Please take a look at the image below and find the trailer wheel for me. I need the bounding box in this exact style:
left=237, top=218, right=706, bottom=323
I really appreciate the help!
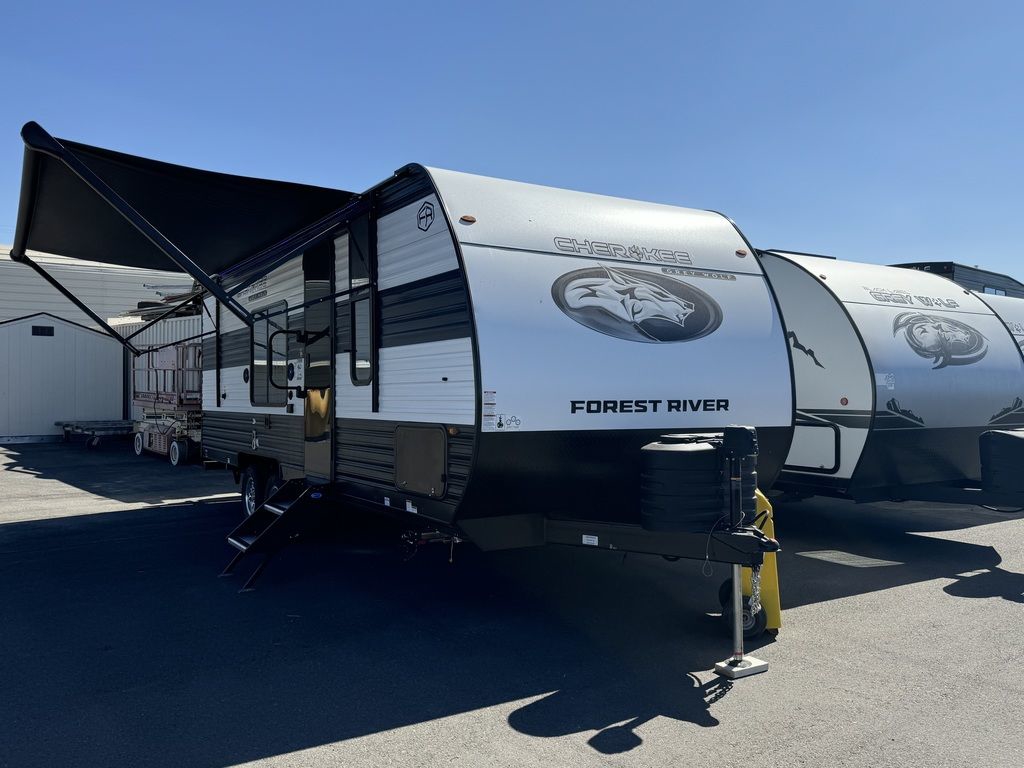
left=241, top=465, right=266, bottom=518
left=133, top=432, right=144, bottom=456
left=169, top=440, right=189, bottom=467
left=718, top=578, right=734, bottom=607
left=265, top=471, right=282, bottom=503
left=721, top=595, right=768, bottom=640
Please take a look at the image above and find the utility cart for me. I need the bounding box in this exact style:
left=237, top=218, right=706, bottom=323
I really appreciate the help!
left=131, top=342, right=203, bottom=466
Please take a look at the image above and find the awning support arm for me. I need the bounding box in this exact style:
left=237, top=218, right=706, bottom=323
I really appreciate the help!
left=135, top=330, right=214, bottom=357
left=14, top=123, right=254, bottom=327
left=123, top=289, right=203, bottom=342
left=18, top=255, right=143, bottom=356
left=221, top=198, right=363, bottom=298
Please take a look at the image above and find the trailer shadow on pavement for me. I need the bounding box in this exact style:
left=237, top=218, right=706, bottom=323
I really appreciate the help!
left=772, top=495, right=1024, bottom=609
left=3, top=437, right=1024, bottom=765
left=0, top=498, right=751, bottom=767
left=2, top=489, right=1023, bottom=765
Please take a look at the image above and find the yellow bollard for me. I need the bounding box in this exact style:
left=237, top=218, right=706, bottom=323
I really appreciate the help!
left=740, top=489, right=781, bottom=632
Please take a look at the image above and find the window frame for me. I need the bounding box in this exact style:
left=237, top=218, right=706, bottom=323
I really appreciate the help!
left=339, top=215, right=376, bottom=388
left=250, top=300, right=289, bottom=407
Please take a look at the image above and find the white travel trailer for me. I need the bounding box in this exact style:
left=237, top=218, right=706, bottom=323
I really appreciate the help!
left=761, top=250, right=1024, bottom=502
left=200, top=167, right=796, bottom=539
left=9, top=123, right=788, bottom=622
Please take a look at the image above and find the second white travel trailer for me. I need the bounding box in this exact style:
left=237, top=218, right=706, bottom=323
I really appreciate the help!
left=761, top=250, right=1024, bottom=505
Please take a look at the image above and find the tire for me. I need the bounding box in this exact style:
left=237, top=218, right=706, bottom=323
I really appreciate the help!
left=133, top=432, right=144, bottom=456
left=241, top=465, right=266, bottom=518
left=722, top=595, right=769, bottom=640
left=169, top=440, right=188, bottom=467
left=264, top=470, right=282, bottom=503
left=718, top=578, right=734, bottom=608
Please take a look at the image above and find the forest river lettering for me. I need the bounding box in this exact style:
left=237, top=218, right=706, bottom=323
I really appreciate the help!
left=570, top=399, right=729, bottom=414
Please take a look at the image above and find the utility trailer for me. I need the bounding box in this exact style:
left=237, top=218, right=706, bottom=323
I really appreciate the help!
left=9, top=121, right=790, bottom=646
left=55, top=419, right=134, bottom=448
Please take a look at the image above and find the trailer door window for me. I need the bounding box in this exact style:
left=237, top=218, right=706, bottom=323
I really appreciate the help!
left=251, top=302, right=288, bottom=406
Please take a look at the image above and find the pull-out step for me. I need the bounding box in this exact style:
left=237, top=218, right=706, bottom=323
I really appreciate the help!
left=221, top=480, right=324, bottom=591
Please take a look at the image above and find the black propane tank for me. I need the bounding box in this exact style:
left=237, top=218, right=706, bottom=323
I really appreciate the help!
left=640, top=427, right=758, bottom=532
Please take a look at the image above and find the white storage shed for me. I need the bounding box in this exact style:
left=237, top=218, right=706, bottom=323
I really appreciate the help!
left=0, top=246, right=189, bottom=441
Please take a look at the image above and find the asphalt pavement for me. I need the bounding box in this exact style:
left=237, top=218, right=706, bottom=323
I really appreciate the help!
left=1, top=442, right=1023, bottom=767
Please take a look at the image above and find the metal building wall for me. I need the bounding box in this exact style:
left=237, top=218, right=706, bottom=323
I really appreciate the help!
left=111, top=316, right=204, bottom=348
left=0, top=247, right=193, bottom=440
left=0, top=247, right=190, bottom=325
left=110, top=316, right=205, bottom=420
left=0, top=316, right=124, bottom=441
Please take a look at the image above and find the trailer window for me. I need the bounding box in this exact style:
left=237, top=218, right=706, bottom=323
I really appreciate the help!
left=349, top=215, right=371, bottom=289
left=334, top=233, right=349, bottom=291
left=252, top=302, right=288, bottom=406
left=352, top=298, right=372, bottom=385
left=345, top=212, right=374, bottom=387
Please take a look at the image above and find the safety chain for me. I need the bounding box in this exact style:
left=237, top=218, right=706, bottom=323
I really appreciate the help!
left=749, top=564, right=762, bottom=617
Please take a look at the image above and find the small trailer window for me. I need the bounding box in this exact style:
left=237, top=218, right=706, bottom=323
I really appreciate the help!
left=349, top=215, right=371, bottom=289
left=352, top=299, right=372, bottom=384
left=251, top=302, right=288, bottom=406
left=31, top=325, right=55, bottom=336
left=346, top=213, right=374, bottom=387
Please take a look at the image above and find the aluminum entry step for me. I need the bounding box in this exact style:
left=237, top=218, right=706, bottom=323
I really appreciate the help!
left=227, top=534, right=257, bottom=552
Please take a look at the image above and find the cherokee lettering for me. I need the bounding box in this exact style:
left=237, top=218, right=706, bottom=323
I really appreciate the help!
left=553, top=236, right=692, bottom=266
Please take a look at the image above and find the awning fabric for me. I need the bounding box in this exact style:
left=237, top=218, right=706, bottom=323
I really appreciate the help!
left=12, top=121, right=355, bottom=275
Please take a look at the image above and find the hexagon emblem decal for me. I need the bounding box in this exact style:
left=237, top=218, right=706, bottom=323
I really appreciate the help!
left=417, top=201, right=434, bottom=232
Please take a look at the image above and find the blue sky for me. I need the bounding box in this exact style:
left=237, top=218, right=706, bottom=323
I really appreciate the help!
left=2, top=1, right=1021, bottom=275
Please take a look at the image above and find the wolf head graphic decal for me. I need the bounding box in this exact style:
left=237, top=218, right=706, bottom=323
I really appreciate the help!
left=551, top=265, right=722, bottom=343
left=892, top=312, right=988, bottom=369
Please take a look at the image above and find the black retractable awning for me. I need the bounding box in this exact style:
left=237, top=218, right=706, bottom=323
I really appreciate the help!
left=9, top=122, right=357, bottom=349
left=13, top=122, right=354, bottom=273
